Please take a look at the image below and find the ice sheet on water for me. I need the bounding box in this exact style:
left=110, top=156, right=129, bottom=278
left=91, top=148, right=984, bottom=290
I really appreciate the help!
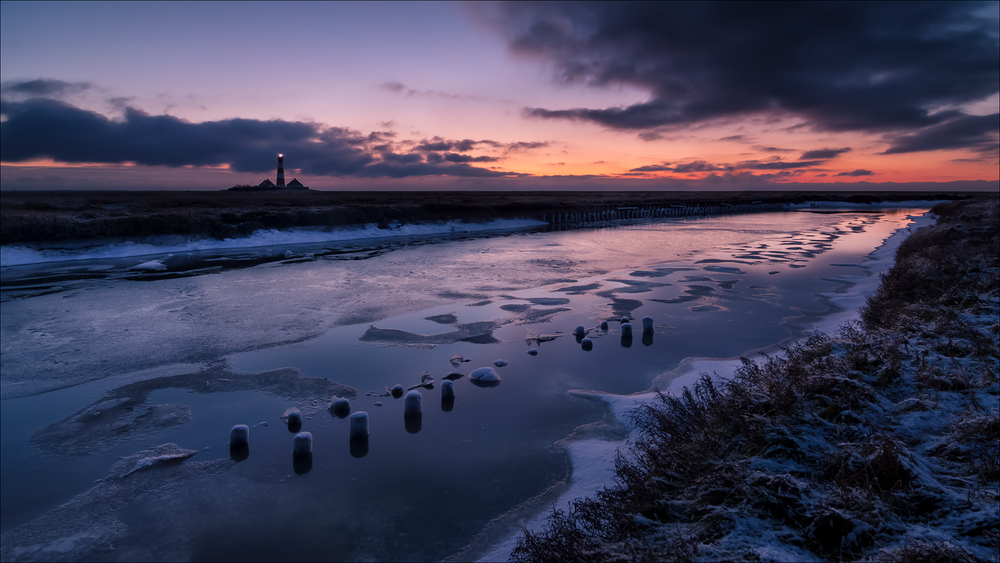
left=554, top=282, right=602, bottom=295
left=525, top=297, right=571, bottom=306
left=605, top=278, right=669, bottom=292
left=703, top=265, right=747, bottom=274
left=425, top=313, right=458, bottom=325
left=108, top=443, right=198, bottom=479
left=361, top=321, right=502, bottom=346
left=129, top=259, right=168, bottom=271
left=32, top=368, right=354, bottom=455
left=34, top=400, right=191, bottom=456
left=0, top=444, right=233, bottom=562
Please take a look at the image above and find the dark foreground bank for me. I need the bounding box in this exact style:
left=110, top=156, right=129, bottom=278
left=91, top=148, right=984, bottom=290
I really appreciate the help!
left=512, top=196, right=999, bottom=562
left=0, top=190, right=981, bottom=244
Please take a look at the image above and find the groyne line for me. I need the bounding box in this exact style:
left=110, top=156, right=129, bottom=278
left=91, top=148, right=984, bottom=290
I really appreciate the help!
left=540, top=200, right=786, bottom=226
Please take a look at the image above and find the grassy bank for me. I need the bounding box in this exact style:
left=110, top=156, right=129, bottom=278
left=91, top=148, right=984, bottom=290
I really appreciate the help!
left=512, top=195, right=999, bottom=562
left=0, top=190, right=979, bottom=244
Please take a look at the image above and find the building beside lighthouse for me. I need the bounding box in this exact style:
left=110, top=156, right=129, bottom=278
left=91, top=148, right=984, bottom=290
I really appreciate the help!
left=230, top=153, right=309, bottom=190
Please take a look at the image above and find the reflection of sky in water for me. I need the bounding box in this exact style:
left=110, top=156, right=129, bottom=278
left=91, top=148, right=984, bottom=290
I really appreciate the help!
left=0, top=208, right=924, bottom=561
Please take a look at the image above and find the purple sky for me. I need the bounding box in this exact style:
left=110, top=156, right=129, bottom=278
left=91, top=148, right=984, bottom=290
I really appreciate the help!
left=1, top=1, right=997, bottom=191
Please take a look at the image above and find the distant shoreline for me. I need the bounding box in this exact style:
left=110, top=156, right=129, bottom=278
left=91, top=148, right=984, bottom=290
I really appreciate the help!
left=0, top=189, right=987, bottom=245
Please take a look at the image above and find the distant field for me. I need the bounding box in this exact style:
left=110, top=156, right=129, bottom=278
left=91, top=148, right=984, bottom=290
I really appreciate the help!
left=0, top=189, right=981, bottom=244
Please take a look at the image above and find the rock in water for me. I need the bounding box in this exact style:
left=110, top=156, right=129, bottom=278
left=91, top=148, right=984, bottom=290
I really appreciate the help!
left=404, top=390, right=422, bottom=416
left=469, top=367, right=502, bottom=387
left=493, top=359, right=508, bottom=367
left=620, top=317, right=630, bottom=324
left=527, top=348, right=539, bottom=356
left=230, top=424, right=250, bottom=446
left=581, top=338, right=593, bottom=351
left=293, top=432, right=313, bottom=456
left=469, top=367, right=501, bottom=383
left=573, top=325, right=586, bottom=337
left=390, top=385, right=404, bottom=399
left=600, top=320, right=609, bottom=330
left=642, top=316, right=654, bottom=333
left=621, top=323, right=633, bottom=337
left=350, top=412, right=369, bottom=438
left=330, top=398, right=351, bottom=418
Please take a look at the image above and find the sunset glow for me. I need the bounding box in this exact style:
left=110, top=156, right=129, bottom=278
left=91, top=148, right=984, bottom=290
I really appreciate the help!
left=1, top=2, right=996, bottom=191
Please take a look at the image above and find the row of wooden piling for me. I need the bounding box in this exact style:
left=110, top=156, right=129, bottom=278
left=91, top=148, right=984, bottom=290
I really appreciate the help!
left=541, top=201, right=786, bottom=225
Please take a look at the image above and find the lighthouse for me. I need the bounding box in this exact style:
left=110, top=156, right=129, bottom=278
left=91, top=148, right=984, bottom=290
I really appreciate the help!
left=233, top=153, right=308, bottom=190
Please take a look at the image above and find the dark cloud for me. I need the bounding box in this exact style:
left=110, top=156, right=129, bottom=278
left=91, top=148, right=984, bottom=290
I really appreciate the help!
left=491, top=2, right=998, bottom=151
left=738, top=159, right=826, bottom=170
left=413, top=137, right=485, bottom=152
left=800, top=147, right=851, bottom=160
left=415, top=139, right=454, bottom=152
left=425, top=152, right=497, bottom=164
left=505, top=141, right=549, bottom=152
left=629, top=156, right=830, bottom=175
left=0, top=95, right=511, bottom=179
left=753, top=146, right=796, bottom=153
left=377, top=151, right=424, bottom=165
left=882, top=113, right=999, bottom=154
left=444, top=153, right=498, bottom=163
left=367, top=130, right=397, bottom=143
left=835, top=169, right=875, bottom=177
left=672, top=160, right=725, bottom=173
left=1, top=78, right=91, bottom=98
left=629, top=163, right=673, bottom=172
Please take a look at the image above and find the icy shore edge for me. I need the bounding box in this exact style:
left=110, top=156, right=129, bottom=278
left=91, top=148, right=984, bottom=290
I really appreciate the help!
left=0, top=218, right=548, bottom=267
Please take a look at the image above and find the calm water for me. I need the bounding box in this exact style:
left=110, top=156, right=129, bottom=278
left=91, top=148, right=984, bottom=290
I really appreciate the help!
left=0, top=208, right=925, bottom=561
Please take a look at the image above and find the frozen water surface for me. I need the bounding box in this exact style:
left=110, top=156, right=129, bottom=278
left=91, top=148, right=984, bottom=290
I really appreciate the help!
left=0, top=208, right=929, bottom=561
